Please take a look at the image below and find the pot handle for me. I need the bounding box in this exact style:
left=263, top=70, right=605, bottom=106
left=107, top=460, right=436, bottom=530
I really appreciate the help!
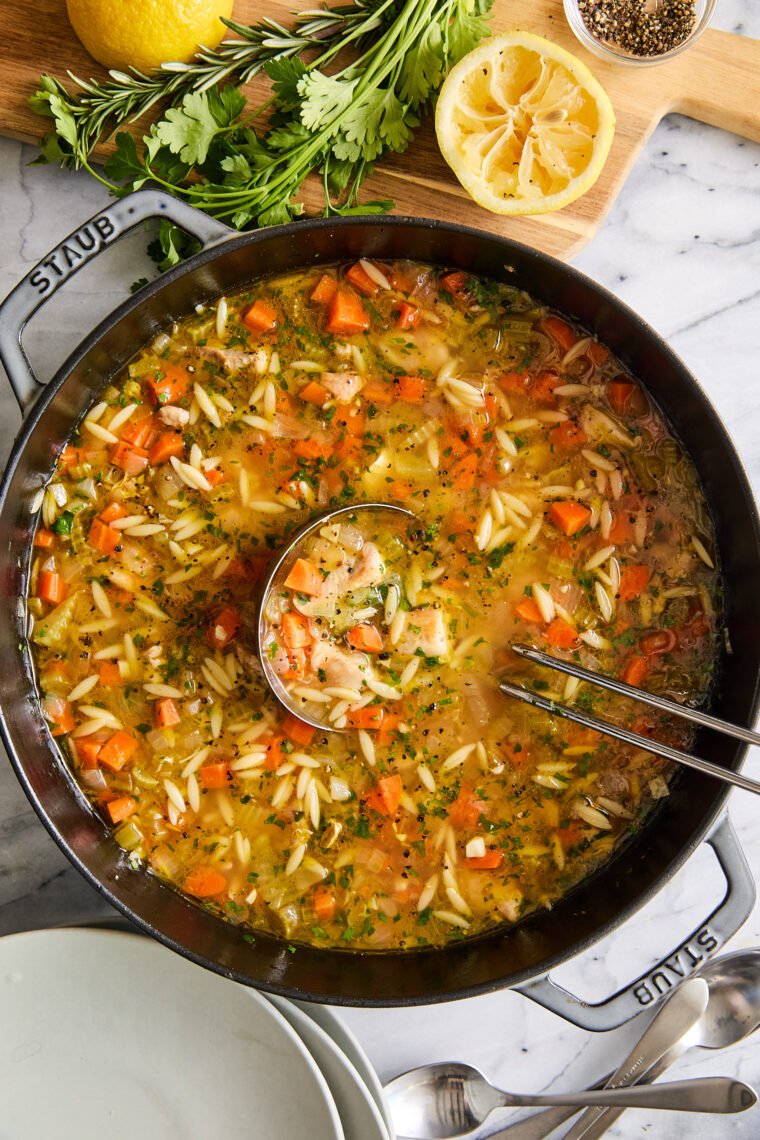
left=0, top=189, right=232, bottom=412
left=513, top=814, right=754, bottom=1031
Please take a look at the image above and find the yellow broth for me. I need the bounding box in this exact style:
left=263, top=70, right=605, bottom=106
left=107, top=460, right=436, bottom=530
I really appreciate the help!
left=28, top=260, right=719, bottom=949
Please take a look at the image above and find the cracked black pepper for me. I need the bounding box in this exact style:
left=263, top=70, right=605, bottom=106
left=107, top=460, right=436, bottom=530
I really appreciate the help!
left=578, top=0, right=697, bottom=56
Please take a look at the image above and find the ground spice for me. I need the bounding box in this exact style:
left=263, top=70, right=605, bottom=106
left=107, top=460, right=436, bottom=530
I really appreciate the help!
left=578, top=0, right=697, bottom=56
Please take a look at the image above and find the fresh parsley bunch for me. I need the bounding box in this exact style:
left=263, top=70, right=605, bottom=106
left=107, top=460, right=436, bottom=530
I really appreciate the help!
left=32, top=0, right=492, bottom=237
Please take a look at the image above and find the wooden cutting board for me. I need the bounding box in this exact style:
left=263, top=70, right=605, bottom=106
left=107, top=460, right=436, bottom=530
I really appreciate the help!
left=4, top=0, right=760, bottom=259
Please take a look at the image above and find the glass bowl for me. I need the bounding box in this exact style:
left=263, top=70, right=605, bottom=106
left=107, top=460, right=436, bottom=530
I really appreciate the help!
left=563, top=0, right=717, bottom=67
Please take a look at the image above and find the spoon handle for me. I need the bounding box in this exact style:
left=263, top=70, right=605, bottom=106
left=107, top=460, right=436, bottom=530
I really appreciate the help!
left=505, top=1076, right=755, bottom=1114
left=559, top=978, right=708, bottom=1140
left=559, top=1044, right=688, bottom=1140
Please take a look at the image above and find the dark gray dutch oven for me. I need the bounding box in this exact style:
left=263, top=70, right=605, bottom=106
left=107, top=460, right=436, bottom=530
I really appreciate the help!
left=0, top=190, right=758, bottom=1029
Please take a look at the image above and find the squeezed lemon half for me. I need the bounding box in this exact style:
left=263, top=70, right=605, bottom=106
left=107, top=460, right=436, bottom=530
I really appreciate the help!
left=66, top=0, right=234, bottom=73
left=435, top=31, right=615, bottom=216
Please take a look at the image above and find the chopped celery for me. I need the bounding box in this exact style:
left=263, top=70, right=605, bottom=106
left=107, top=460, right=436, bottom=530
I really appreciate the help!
left=32, top=594, right=77, bottom=647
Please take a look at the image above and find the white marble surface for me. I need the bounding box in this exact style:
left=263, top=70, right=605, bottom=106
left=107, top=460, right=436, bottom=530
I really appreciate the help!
left=1, top=5, right=760, bottom=1135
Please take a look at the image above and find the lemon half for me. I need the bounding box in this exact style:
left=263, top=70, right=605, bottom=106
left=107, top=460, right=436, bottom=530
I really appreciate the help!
left=435, top=31, right=615, bottom=216
left=66, top=0, right=234, bottom=73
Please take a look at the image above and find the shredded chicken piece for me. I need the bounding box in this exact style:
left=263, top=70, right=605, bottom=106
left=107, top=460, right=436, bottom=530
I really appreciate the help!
left=397, top=608, right=449, bottom=658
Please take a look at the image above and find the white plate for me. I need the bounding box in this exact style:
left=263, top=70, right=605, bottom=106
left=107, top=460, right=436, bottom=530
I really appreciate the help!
left=266, top=993, right=392, bottom=1140
left=292, top=998, right=396, bottom=1136
left=0, top=929, right=343, bottom=1140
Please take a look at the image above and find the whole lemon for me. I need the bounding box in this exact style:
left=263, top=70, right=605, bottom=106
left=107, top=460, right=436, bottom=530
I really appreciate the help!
left=66, top=0, right=234, bottom=73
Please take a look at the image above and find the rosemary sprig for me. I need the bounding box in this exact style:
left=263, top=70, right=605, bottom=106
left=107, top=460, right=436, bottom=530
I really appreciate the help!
left=32, top=0, right=492, bottom=240
left=32, top=1, right=391, bottom=165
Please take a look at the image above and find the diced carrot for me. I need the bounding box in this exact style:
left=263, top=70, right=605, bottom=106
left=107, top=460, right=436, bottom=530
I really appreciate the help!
left=618, top=564, right=650, bottom=602
left=549, top=500, right=592, bottom=537
left=264, top=735, right=284, bottom=771
left=282, top=611, right=311, bottom=649
left=104, top=795, right=137, bottom=825
left=640, top=630, right=677, bottom=657
left=98, top=662, right=121, bottom=687
left=41, top=695, right=75, bottom=736
left=284, top=558, right=322, bottom=597
left=375, top=712, right=402, bottom=746
left=608, top=379, right=637, bottom=414
left=110, top=441, right=149, bottom=475
left=448, top=783, right=485, bottom=829
left=243, top=298, right=279, bottom=333
left=206, top=605, right=241, bottom=651
left=542, top=315, right=577, bottom=354
left=608, top=512, right=634, bottom=544
left=325, top=289, right=370, bottom=336
left=225, top=556, right=266, bottom=583
left=587, top=342, right=609, bottom=366
left=294, top=438, right=332, bottom=461
left=396, top=302, right=420, bottom=330
left=149, top=432, right=184, bottom=466
left=365, top=774, right=403, bottom=817
left=184, top=866, right=228, bottom=898
left=77, top=739, right=103, bottom=769
left=448, top=510, right=473, bottom=535
left=499, top=370, right=530, bottom=395
left=312, top=885, right=336, bottom=922
left=281, top=646, right=309, bottom=680
left=145, top=363, right=192, bottom=406
left=346, top=623, right=383, bottom=653
left=275, top=390, right=293, bottom=417
left=155, top=698, right=181, bottom=728
left=466, top=848, right=504, bottom=871
left=461, top=419, right=487, bottom=447
left=440, top=270, right=470, bottom=297
left=100, top=502, right=129, bottom=524
left=530, top=369, right=562, bottom=404
left=38, top=571, right=66, bottom=605
left=310, top=274, right=338, bottom=304
left=199, top=761, right=231, bottom=789
left=334, top=405, right=365, bottom=436
left=34, top=528, right=56, bottom=548
left=88, top=518, right=120, bottom=555
left=543, top=617, right=581, bottom=649
left=345, top=261, right=379, bottom=297
left=557, top=820, right=584, bottom=849
left=550, top=421, right=587, bottom=449
left=121, top=414, right=156, bottom=449
left=204, top=465, right=226, bottom=487
left=345, top=707, right=385, bottom=731
left=57, top=445, right=86, bottom=471
left=363, top=380, right=394, bottom=405
left=395, top=374, right=427, bottom=403
left=299, top=380, right=328, bottom=405
left=281, top=714, right=316, bottom=747
left=505, top=741, right=529, bottom=767
left=451, top=453, right=478, bottom=490
left=621, top=655, right=649, bottom=687
left=98, top=730, right=139, bottom=772
left=514, top=598, right=545, bottom=624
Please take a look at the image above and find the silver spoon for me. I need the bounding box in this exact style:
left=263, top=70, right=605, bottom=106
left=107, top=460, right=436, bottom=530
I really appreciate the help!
left=384, top=1062, right=755, bottom=1139
left=254, top=502, right=416, bottom=730
left=471, top=946, right=760, bottom=1140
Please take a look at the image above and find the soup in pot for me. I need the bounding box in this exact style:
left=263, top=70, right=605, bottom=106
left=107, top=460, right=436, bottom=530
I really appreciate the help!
left=28, top=259, right=719, bottom=948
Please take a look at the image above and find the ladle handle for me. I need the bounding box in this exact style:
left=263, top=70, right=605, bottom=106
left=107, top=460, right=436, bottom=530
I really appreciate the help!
left=513, top=814, right=754, bottom=1031
left=0, top=190, right=231, bottom=412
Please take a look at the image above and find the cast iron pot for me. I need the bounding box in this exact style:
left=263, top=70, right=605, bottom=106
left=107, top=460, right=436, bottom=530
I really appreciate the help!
left=0, top=191, right=758, bottom=1029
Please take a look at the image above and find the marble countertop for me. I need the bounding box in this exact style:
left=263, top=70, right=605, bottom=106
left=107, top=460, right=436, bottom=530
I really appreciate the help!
left=1, top=4, right=760, bottom=1135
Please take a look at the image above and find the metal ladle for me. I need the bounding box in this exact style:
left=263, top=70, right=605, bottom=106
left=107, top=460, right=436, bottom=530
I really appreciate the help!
left=254, top=502, right=417, bottom=731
